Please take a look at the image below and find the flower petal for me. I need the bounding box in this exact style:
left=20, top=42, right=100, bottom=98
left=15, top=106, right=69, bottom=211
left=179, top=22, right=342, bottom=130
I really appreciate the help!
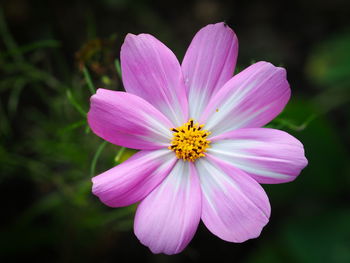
left=200, top=61, right=291, bottom=136
left=182, top=22, right=238, bottom=120
left=92, top=149, right=176, bottom=207
left=88, top=89, right=173, bottom=150
left=121, top=33, right=188, bottom=126
left=208, top=128, right=308, bottom=184
left=196, top=156, right=270, bottom=242
left=134, top=161, right=201, bottom=255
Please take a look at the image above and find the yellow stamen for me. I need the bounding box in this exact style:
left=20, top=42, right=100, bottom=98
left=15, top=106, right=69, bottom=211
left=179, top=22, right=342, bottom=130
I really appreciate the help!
left=168, top=119, right=211, bottom=162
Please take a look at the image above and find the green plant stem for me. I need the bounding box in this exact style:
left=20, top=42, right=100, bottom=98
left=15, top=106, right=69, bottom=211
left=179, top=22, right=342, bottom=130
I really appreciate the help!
left=114, top=59, right=122, bottom=80
left=90, top=141, right=107, bottom=177
left=59, top=120, right=86, bottom=135
left=66, top=89, right=86, bottom=117
left=273, top=114, right=316, bottom=131
left=114, top=146, right=126, bottom=164
left=82, top=66, right=95, bottom=94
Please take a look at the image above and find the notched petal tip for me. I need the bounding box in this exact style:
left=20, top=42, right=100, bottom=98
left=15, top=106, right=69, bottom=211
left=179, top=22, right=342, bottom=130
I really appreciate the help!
left=197, top=157, right=270, bottom=243
left=125, top=32, right=136, bottom=38
left=255, top=61, right=288, bottom=78
left=89, top=88, right=113, bottom=101
left=208, top=21, right=234, bottom=30
left=182, top=21, right=238, bottom=120
left=203, top=22, right=239, bottom=44
left=124, top=32, right=153, bottom=42
left=208, top=128, right=308, bottom=184
left=123, top=33, right=139, bottom=42
left=134, top=161, right=201, bottom=255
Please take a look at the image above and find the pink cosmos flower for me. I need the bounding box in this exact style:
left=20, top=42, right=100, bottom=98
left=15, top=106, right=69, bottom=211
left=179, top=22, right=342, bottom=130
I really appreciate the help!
left=88, top=22, right=308, bottom=255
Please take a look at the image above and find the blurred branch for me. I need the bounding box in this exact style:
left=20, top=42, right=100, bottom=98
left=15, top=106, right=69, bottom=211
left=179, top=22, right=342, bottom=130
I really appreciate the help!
left=58, top=120, right=87, bottom=135
left=1, top=61, right=63, bottom=90
left=0, top=99, right=11, bottom=136
left=312, top=86, right=350, bottom=115
left=83, top=66, right=96, bottom=94
left=90, top=140, right=107, bottom=177
left=8, top=78, right=26, bottom=117
left=272, top=114, right=317, bottom=131
left=114, top=58, right=122, bottom=80
left=0, top=7, right=24, bottom=63
left=114, top=146, right=126, bottom=164
left=0, top=39, right=60, bottom=59
left=66, top=89, right=87, bottom=117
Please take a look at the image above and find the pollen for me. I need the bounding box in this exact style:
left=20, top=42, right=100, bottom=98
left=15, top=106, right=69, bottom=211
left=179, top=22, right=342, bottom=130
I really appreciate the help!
left=168, top=119, right=211, bottom=162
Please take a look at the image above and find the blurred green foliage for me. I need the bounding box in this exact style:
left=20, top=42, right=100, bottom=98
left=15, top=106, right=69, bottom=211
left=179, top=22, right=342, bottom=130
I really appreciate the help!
left=0, top=0, right=350, bottom=262
left=0, top=5, right=134, bottom=262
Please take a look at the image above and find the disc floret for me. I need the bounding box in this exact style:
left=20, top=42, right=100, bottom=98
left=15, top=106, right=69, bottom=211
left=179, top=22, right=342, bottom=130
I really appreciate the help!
left=168, top=119, right=211, bottom=162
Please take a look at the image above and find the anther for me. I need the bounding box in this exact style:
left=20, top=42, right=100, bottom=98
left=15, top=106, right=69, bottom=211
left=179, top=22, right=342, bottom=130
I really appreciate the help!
left=168, top=119, right=211, bottom=162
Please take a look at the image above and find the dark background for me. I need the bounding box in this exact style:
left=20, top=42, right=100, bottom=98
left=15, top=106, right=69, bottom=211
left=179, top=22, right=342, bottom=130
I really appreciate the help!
left=1, top=0, right=350, bottom=262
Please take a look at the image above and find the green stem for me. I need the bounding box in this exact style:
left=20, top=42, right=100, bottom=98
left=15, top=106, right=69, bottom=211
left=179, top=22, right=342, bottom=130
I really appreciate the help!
left=59, top=120, right=86, bottom=135
left=114, top=59, right=122, bottom=80
left=66, top=89, right=86, bottom=117
left=114, top=146, right=126, bottom=164
left=82, top=66, right=95, bottom=94
left=273, top=114, right=316, bottom=131
left=90, top=141, right=107, bottom=177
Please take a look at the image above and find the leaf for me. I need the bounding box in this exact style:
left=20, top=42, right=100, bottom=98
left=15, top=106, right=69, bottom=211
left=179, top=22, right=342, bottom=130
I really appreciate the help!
left=305, top=32, right=350, bottom=88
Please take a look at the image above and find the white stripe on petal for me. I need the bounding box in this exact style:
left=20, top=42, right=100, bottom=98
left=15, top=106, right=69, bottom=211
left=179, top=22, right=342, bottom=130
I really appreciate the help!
left=121, top=33, right=188, bottom=126
left=92, top=149, right=176, bottom=207
left=208, top=128, right=308, bottom=184
left=134, top=161, right=201, bottom=254
left=88, top=89, right=173, bottom=149
left=199, top=62, right=290, bottom=136
left=182, top=22, right=238, bottom=120
left=196, top=157, right=270, bottom=242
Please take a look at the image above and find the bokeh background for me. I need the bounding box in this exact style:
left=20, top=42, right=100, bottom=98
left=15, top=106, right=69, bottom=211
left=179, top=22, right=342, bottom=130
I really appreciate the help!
left=1, top=0, right=350, bottom=262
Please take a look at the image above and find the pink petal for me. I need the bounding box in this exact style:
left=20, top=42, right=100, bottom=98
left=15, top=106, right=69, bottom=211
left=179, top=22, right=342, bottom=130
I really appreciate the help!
left=209, top=128, right=308, bottom=184
left=182, top=22, right=238, bottom=120
left=196, top=156, right=270, bottom=242
left=134, top=161, right=201, bottom=255
left=92, top=149, right=176, bottom=207
left=200, top=61, right=291, bottom=136
left=88, top=89, right=173, bottom=150
left=121, top=33, right=188, bottom=126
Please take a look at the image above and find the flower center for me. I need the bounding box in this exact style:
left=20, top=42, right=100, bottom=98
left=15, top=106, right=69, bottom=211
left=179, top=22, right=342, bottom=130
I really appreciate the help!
left=168, top=119, right=211, bottom=162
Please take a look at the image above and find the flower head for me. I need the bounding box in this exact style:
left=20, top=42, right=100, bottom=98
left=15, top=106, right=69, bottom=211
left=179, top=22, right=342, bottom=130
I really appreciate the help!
left=88, top=22, right=308, bottom=255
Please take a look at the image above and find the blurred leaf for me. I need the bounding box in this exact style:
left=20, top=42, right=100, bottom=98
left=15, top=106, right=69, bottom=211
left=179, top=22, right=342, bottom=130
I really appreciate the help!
left=283, top=208, right=350, bottom=263
left=0, top=99, right=11, bottom=136
left=306, top=32, right=350, bottom=87
left=264, top=98, right=349, bottom=204
left=114, top=58, right=122, bottom=80
left=0, top=7, right=24, bottom=63
left=101, top=75, right=112, bottom=85
left=114, top=147, right=137, bottom=164
left=0, top=39, right=60, bottom=59
left=7, top=79, right=26, bottom=117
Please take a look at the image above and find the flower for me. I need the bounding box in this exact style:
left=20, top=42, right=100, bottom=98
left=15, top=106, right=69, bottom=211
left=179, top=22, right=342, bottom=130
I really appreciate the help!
left=88, top=22, right=308, bottom=255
